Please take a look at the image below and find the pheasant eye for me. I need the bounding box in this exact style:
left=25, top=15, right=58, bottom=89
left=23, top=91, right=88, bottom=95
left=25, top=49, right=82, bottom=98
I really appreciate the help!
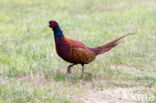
left=52, top=22, right=56, bottom=27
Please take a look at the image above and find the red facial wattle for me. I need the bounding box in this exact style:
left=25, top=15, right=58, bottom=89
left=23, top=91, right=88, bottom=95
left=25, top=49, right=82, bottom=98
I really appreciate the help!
left=49, top=21, right=57, bottom=28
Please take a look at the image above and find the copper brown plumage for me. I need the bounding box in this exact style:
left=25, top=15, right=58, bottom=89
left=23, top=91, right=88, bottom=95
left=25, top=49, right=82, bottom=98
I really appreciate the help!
left=48, top=20, right=134, bottom=75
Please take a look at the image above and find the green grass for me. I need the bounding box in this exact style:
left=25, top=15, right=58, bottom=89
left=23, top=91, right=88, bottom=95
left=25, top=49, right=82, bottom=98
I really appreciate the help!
left=0, top=0, right=156, bottom=103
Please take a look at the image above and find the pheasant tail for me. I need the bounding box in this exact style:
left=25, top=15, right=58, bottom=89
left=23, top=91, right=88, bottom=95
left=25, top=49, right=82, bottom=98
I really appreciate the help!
left=91, top=33, right=134, bottom=55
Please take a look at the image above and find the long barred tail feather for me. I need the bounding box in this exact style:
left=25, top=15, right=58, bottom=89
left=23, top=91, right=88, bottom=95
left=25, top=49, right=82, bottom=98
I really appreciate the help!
left=90, top=33, right=134, bottom=55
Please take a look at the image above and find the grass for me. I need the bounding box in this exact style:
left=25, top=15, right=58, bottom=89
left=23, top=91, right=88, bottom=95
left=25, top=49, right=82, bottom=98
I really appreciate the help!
left=0, top=0, right=156, bottom=103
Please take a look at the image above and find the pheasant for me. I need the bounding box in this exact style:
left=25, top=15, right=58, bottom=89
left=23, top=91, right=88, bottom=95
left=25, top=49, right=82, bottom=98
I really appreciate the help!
left=48, top=20, right=133, bottom=75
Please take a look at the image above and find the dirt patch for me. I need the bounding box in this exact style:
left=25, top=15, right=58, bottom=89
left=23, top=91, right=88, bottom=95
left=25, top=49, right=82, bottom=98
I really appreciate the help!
left=77, top=87, right=154, bottom=103
left=81, top=88, right=135, bottom=103
left=0, top=72, right=51, bottom=87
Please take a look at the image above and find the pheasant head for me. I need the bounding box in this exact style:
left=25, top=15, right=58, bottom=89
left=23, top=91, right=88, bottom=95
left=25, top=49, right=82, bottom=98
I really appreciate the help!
left=49, top=20, right=63, bottom=37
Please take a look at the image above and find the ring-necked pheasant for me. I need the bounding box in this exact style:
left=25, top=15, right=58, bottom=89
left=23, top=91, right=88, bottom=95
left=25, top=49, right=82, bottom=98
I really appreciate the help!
left=48, top=20, right=133, bottom=75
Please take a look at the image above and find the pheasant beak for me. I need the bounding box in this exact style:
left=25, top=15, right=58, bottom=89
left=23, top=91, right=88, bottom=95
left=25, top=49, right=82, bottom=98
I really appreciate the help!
left=48, top=24, right=51, bottom=27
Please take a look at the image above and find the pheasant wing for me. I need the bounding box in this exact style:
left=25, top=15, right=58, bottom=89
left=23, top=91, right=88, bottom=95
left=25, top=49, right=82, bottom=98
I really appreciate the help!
left=72, top=47, right=96, bottom=64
